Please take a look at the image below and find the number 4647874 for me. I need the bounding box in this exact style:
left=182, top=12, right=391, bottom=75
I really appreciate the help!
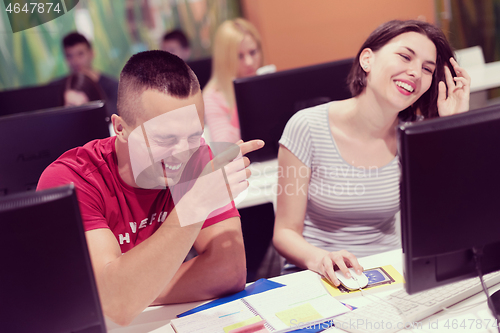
left=5, top=2, right=61, bottom=14
left=444, top=319, right=499, bottom=330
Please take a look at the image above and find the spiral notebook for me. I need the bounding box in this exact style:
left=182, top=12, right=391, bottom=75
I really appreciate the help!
left=170, top=272, right=349, bottom=333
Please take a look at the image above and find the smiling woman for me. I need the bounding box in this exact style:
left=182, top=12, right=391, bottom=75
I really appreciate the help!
left=362, top=32, right=437, bottom=115
left=347, top=20, right=469, bottom=120
left=272, top=20, right=471, bottom=287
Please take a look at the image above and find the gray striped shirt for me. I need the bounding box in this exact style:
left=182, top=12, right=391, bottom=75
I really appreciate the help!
left=279, top=103, right=401, bottom=258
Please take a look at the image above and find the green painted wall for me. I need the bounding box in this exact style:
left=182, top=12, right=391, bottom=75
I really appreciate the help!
left=0, top=0, right=240, bottom=90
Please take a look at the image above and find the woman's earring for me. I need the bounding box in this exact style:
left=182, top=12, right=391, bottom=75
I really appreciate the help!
left=363, top=64, right=369, bottom=70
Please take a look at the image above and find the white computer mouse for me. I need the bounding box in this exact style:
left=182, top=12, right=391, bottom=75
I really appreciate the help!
left=334, top=268, right=369, bottom=290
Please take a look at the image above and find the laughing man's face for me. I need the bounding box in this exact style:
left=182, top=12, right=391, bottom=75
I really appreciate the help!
left=127, top=89, right=205, bottom=189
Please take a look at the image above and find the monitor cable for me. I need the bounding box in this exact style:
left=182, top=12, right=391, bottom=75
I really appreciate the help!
left=473, top=246, right=500, bottom=333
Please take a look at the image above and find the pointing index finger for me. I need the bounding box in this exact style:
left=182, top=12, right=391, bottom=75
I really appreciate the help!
left=238, top=139, right=265, bottom=156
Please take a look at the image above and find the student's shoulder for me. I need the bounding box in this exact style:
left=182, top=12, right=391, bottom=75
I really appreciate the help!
left=203, top=86, right=221, bottom=99
left=288, top=102, right=330, bottom=125
left=98, top=74, right=119, bottom=87
left=47, top=76, right=67, bottom=86
left=38, top=137, right=117, bottom=189
left=298, top=102, right=330, bottom=117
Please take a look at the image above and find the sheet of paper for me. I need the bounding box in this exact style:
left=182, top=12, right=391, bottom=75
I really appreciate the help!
left=243, top=276, right=348, bottom=331
left=275, top=303, right=322, bottom=327
left=170, top=300, right=256, bottom=333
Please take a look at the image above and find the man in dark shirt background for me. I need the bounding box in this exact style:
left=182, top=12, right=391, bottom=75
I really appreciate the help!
left=53, top=32, right=118, bottom=116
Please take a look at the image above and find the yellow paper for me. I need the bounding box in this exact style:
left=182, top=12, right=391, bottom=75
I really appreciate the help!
left=275, top=303, right=322, bottom=327
left=223, top=315, right=262, bottom=333
left=322, top=265, right=405, bottom=299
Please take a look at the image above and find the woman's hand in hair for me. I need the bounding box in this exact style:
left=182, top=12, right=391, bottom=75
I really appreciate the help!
left=437, top=57, right=471, bottom=117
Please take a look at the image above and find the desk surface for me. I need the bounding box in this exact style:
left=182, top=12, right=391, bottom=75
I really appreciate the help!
left=105, top=249, right=500, bottom=332
left=235, top=159, right=278, bottom=210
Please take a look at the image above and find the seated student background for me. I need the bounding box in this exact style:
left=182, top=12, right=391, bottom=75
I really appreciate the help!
left=161, top=29, right=192, bottom=61
left=51, top=32, right=118, bottom=117
left=203, top=18, right=264, bottom=144
left=38, top=50, right=264, bottom=326
left=273, top=20, right=471, bottom=287
left=63, top=72, right=108, bottom=109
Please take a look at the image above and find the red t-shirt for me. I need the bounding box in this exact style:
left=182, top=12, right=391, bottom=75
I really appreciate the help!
left=37, top=136, right=239, bottom=253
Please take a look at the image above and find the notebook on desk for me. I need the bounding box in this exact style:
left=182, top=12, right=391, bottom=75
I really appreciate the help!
left=170, top=275, right=349, bottom=333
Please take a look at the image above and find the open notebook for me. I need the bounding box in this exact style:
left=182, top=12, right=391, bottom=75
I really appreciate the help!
left=170, top=271, right=349, bottom=333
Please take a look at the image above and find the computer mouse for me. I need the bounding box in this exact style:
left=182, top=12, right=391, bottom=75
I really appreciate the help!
left=334, top=268, right=369, bottom=290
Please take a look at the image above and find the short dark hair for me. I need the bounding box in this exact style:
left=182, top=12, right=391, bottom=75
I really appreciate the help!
left=62, top=31, right=91, bottom=49
left=162, top=29, right=190, bottom=49
left=117, top=50, right=200, bottom=125
left=347, top=20, right=456, bottom=121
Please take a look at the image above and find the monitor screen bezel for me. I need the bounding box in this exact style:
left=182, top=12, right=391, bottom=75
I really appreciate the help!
left=399, top=104, right=500, bottom=294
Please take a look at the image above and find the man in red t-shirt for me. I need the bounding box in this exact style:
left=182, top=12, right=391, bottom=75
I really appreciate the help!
left=37, top=51, right=263, bottom=326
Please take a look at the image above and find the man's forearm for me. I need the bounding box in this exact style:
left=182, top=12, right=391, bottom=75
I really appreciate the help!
left=152, top=223, right=246, bottom=304
left=88, top=209, right=203, bottom=326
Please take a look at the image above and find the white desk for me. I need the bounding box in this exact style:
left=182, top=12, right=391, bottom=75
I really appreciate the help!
left=105, top=249, right=500, bottom=332
left=466, top=61, right=500, bottom=93
left=235, top=159, right=278, bottom=210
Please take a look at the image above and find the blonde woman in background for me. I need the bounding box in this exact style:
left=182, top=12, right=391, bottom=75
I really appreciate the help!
left=203, top=18, right=264, bottom=143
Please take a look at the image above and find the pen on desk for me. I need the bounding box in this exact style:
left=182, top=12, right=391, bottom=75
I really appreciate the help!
left=227, top=320, right=269, bottom=333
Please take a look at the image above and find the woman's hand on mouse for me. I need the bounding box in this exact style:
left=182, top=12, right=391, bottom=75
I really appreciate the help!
left=316, top=249, right=363, bottom=287
left=437, top=57, right=471, bottom=117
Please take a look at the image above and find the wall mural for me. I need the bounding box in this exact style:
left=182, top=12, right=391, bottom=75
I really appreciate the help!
left=0, top=0, right=240, bottom=90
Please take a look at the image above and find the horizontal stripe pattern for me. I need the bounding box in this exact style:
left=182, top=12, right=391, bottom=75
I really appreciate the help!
left=279, top=103, right=401, bottom=258
left=203, top=88, right=241, bottom=144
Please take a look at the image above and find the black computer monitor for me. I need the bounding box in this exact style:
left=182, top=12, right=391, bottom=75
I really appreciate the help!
left=0, top=81, right=65, bottom=117
left=234, top=58, right=354, bottom=162
left=0, top=101, right=110, bottom=195
left=0, top=184, right=106, bottom=333
left=187, top=57, right=212, bottom=90
left=399, top=104, right=500, bottom=295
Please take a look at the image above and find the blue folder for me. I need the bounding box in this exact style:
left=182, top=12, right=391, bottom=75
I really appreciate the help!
left=177, top=278, right=336, bottom=332
left=178, top=278, right=285, bottom=317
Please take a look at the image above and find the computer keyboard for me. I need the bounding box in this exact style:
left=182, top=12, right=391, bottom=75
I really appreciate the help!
left=333, top=271, right=500, bottom=333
